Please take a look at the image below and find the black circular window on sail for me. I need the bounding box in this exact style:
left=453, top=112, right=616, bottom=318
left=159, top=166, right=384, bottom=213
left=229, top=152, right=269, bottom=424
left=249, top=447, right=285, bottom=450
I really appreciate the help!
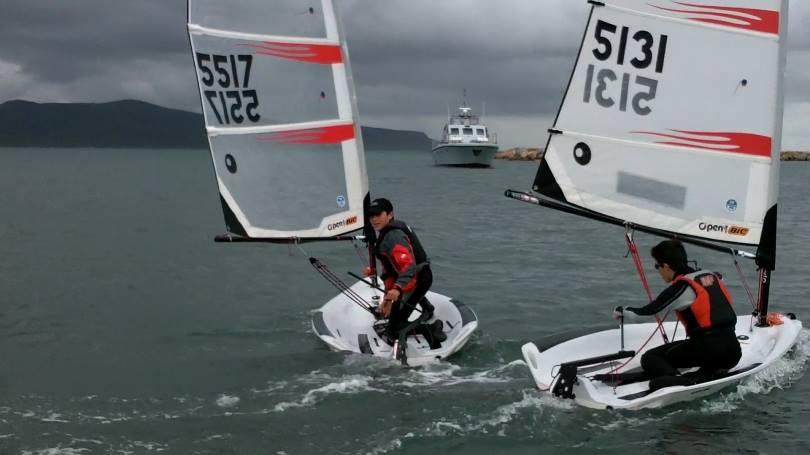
left=225, top=154, right=237, bottom=174
left=573, top=142, right=591, bottom=165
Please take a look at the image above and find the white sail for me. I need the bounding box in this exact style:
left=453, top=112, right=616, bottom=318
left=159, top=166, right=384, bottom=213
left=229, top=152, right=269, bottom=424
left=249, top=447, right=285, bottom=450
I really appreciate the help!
left=535, top=0, right=787, bottom=246
left=188, top=0, right=369, bottom=239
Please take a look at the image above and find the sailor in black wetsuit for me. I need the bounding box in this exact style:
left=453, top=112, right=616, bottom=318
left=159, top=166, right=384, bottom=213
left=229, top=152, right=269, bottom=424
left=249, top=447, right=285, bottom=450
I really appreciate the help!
left=366, top=198, right=445, bottom=353
left=614, top=240, right=742, bottom=390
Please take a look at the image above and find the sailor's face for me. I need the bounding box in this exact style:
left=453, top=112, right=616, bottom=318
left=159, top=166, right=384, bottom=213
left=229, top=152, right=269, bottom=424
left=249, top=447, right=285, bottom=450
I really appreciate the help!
left=369, top=211, right=393, bottom=231
left=655, top=262, right=676, bottom=283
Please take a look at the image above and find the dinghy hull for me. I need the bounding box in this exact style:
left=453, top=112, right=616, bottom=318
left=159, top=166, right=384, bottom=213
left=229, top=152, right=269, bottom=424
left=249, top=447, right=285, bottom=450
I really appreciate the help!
left=522, top=315, right=802, bottom=410
left=313, top=280, right=478, bottom=366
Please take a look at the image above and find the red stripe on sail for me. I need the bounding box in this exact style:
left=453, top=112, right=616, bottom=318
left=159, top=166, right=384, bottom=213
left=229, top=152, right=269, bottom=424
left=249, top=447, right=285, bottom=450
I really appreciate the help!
left=632, top=130, right=772, bottom=158
left=257, top=124, right=356, bottom=145
left=650, top=2, right=779, bottom=35
left=241, top=42, right=343, bottom=64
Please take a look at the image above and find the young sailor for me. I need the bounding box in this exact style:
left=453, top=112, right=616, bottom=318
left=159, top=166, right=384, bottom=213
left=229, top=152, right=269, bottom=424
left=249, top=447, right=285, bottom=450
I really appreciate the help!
left=365, top=198, right=445, bottom=352
left=613, top=240, right=742, bottom=390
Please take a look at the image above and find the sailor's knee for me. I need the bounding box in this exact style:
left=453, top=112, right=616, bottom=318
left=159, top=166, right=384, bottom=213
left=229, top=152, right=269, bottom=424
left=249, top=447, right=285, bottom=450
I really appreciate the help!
left=640, top=352, right=654, bottom=370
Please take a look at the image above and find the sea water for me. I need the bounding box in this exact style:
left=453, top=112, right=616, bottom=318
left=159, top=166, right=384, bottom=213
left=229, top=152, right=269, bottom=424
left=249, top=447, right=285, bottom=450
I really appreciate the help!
left=0, top=147, right=808, bottom=454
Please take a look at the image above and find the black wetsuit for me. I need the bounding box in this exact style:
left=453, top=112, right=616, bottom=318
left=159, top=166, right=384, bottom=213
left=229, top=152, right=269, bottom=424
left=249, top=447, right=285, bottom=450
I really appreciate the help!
left=374, top=220, right=437, bottom=344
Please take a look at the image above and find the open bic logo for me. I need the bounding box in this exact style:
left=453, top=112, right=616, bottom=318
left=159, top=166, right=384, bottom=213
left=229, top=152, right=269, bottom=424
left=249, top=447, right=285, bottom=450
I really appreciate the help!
left=327, top=216, right=357, bottom=231
left=728, top=226, right=749, bottom=236
left=698, top=222, right=749, bottom=237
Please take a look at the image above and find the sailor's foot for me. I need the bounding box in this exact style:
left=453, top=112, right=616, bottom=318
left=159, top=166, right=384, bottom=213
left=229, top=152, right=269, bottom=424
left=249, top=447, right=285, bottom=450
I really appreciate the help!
left=431, top=320, right=447, bottom=342
left=421, top=301, right=435, bottom=321
left=426, top=320, right=446, bottom=349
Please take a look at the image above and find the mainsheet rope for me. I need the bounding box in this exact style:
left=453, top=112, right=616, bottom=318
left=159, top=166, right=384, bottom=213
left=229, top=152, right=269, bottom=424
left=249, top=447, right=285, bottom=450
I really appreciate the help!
left=309, top=256, right=375, bottom=313
left=625, top=230, right=669, bottom=344
left=606, top=230, right=673, bottom=376
left=291, top=241, right=375, bottom=314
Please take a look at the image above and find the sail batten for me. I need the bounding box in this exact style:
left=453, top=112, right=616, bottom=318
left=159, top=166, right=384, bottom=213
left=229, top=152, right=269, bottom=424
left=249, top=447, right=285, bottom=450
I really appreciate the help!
left=534, top=0, right=786, bottom=247
left=601, top=2, right=781, bottom=38
left=549, top=129, right=772, bottom=161
left=207, top=119, right=354, bottom=137
left=188, top=0, right=369, bottom=239
left=188, top=24, right=340, bottom=46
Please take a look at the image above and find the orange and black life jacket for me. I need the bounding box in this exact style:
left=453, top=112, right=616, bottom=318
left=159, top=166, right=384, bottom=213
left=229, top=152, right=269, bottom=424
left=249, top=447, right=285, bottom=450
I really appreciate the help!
left=673, top=271, right=737, bottom=336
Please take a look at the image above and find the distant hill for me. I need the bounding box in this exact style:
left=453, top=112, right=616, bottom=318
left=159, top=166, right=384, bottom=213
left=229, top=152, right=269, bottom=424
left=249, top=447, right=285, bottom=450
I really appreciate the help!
left=0, top=100, right=208, bottom=148
left=360, top=125, right=432, bottom=151
left=0, top=100, right=431, bottom=151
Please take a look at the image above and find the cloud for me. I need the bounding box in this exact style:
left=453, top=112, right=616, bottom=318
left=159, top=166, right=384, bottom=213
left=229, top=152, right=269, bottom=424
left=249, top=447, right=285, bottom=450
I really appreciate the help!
left=0, top=0, right=807, bottom=148
left=341, top=0, right=587, bottom=117
left=783, top=102, right=810, bottom=150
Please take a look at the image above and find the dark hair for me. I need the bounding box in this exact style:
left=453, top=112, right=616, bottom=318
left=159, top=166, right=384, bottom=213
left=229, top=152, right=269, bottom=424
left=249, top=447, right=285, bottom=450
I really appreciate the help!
left=651, top=239, right=689, bottom=273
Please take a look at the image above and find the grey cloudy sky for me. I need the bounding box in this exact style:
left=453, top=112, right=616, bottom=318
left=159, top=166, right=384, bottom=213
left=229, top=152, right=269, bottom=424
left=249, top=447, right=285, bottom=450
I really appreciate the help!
left=1, top=0, right=808, bottom=148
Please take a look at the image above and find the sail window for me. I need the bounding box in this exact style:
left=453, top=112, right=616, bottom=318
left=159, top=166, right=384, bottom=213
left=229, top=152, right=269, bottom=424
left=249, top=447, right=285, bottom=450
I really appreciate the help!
left=616, top=172, right=686, bottom=210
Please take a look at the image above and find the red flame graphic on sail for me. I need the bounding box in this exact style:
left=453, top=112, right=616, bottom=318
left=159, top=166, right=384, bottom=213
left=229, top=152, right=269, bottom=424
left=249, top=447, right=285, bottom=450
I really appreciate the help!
left=632, top=130, right=772, bottom=158
left=650, top=2, right=779, bottom=35
left=257, top=124, right=355, bottom=145
left=242, top=41, right=343, bottom=64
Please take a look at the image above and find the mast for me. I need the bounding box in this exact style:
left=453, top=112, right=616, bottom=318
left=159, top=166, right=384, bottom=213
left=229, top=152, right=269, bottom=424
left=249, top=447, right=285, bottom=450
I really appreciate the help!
left=755, top=0, right=789, bottom=326
left=331, top=0, right=377, bottom=286
left=363, top=194, right=378, bottom=287
left=755, top=206, right=777, bottom=326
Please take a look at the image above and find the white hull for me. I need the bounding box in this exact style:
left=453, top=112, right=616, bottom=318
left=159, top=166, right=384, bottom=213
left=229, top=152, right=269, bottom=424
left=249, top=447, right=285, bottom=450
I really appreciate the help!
left=522, top=315, right=802, bottom=410
left=312, top=280, right=478, bottom=366
left=432, top=144, right=498, bottom=167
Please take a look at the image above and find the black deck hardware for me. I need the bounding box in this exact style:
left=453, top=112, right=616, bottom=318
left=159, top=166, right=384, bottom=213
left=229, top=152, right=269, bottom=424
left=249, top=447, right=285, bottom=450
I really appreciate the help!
left=552, top=351, right=635, bottom=399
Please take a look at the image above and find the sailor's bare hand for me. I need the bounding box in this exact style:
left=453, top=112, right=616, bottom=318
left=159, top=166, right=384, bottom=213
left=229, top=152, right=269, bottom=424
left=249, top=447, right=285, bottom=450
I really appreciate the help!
left=380, top=299, right=392, bottom=317
left=380, top=289, right=401, bottom=317
left=384, top=289, right=401, bottom=303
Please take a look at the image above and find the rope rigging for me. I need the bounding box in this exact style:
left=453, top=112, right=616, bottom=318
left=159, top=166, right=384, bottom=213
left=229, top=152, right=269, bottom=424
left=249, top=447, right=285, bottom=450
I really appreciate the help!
left=309, top=257, right=376, bottom=315
left=624, top=227, right=670, bottom=344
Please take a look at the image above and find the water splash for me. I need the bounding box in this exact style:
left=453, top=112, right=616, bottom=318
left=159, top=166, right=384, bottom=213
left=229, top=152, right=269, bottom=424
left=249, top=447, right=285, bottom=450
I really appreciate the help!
left=215, top=394, right=240, bottom=408
left=21, top=447, right=91, bottom=455
left=273, top=375, right=382, bottom=412
left=426, top=390, right=571, bottom=436
left=404, top=359, right=527, bottom=387
left=250, top=381, right=288, bottom=395
left=700, top=328, right=810, bottom=413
